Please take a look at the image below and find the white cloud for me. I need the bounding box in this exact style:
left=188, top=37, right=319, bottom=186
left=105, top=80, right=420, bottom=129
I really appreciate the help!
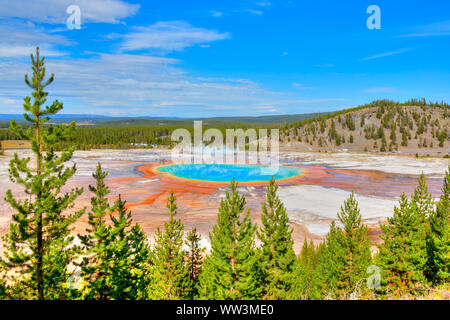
left=396, top=20, right=450, bottom=38
left=210, top=11, right=224, bottom=18
left=255, top=1, right=272, bottom=7
left=316, top=63, right=334, bottom=68
left=0, top=52, right=280, bottom=115
left=363, top=87, right=402, bottom=93
left=360, top=48, right=412, bottom=61
left=2, top=98, right=20, bottom=105
left=0, top=0, right=139, bottom=24
left=0, top=50, right=347, bottom=116
left=116, top=21, right=231, bottom=53
left=0, top=21, right=71, bottom=58
left=244, top=9, right=263, bottom=15
left=0, top=21, right=72, bottom=46
left=292, top=82, right=316, bottom=90
left=0, top=45, right=66, bottom=58
left=0, top=97, right=22, bottom=111
left=290, top=98, right=347, bottom=103
left=255, top=105, right=278, bottom=113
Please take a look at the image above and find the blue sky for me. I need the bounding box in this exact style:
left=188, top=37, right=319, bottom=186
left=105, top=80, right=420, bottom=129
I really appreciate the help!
left=0, top=0, right=449, bottom=117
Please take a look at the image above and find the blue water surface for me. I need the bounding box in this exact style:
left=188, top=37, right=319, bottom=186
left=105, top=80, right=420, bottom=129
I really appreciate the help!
left=157, top=163, right=302, bottom=182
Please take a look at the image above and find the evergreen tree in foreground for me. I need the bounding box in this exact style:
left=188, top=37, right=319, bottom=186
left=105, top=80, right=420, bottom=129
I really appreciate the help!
left=308, top=241, right=329, bottom=299
left=150, top=192, right=188, bottom=299
left=310, top=193, right=372, bottom=299
left=314, top=221, right=347, bottom=298
left=79, top=163, right=113, bottom=299
left=0, top=47, right=84, bottom=299
left=336, top=192, right=372, bottom=297
left=200, top=179, right=261, bottom=299
left=377, top=175, right=433, bottom=295
left=258, top=178, right=298, bottom=299
left=80, top=163, right=150, bottom=299
left=107, top=195, right=151, bottom=299
left=292, top=239, right=318, bottom=299
left=185, top=228, right=205, bottom=299
left=426, top=166, right=450, bottom=285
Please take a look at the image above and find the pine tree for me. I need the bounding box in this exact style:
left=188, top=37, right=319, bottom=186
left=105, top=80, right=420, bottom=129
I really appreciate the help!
left=315, top=221, right=347, bottom=298
left=308, top=242, right=329, bottom=299
left=377, top=175, right=432, bottom=296
left=292, top=239, right=318, bottom=299
left=185, top=228, right=205, bottom=300
left=79, top=163, right=114, bottom=299
left=80, top=163, right=150, bottom=299
left=200, top=179, right=261, bottom=299
left=309, top=194, right=371, bottom=299
left=336, top=192, right=372, bottom=297
left=390, top=123, right=397, bottom=145
left=0, top=47, right=84, bottom=300
left=426, top=166, right=450, bottom=284
left=411, top=174, right=435, bottom=219
left=107, top=196, right=151, bottom=299
left=258, top=178, right=298, bottom=299
left=150, top=192, right=188, bottom=300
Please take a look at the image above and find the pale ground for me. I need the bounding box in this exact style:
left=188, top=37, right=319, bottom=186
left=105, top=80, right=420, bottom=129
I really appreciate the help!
left=280, top=151, right=448, bottom=176
left=278, top=185, right=399, bottom=236
left=0, top=148, right=448, bottom=252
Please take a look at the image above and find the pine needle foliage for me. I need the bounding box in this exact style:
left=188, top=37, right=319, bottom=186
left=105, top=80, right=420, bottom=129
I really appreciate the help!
left=79, top=163, right=150, bottom=300
left=258, top=178, right=298, bottom=299
left=200, top=179, right=261, bottom=299
left=150, top=192, right=188, bottom=299
left=0, top=47, right=83, bottom=300
left=185, top=228, right=205, bottom=300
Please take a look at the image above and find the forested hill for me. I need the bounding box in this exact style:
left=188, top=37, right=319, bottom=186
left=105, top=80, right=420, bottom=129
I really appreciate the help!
left=279, top=99, right=450, bottom=156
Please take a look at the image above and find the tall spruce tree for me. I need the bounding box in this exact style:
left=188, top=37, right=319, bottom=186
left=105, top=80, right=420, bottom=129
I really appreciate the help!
left=426, top=166, right=450, bottom=285
left=258, top=178, right=298, bottom=299
left=150, top=192, right=188, bottom=299
left=200, top=179, right=261, bottom=299
left=185, top=228, right=205, bottom=300
left=0, top=47, right=84, bottom=300
left=80, top=163, right=150, bottom=299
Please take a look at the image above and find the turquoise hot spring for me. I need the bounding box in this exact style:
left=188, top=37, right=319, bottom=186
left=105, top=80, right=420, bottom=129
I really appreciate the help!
left=156, top=163, right=303, bottom=182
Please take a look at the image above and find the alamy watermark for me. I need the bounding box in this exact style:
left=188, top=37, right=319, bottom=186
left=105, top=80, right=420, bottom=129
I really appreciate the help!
left=66, top=5, right=81, bottom=30
left=67, top=269, right=82, bottom=290
left=367, top=5, right=381, bottom=30
left=366, top=265, right=381, bottom=289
